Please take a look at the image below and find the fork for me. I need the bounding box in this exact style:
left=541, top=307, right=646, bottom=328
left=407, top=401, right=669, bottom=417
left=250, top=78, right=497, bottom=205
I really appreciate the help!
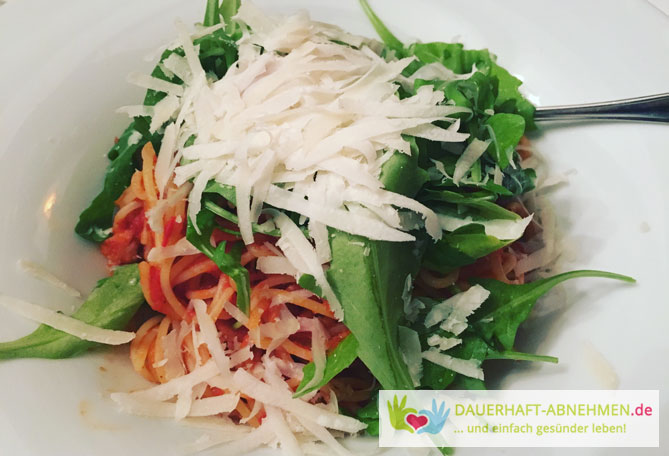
left=534, top=93, right=669, bottom=123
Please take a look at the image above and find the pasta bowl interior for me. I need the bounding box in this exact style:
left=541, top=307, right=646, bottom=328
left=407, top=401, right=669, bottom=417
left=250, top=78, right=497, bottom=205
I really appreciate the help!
left=0, top=0, right=668, bottom=455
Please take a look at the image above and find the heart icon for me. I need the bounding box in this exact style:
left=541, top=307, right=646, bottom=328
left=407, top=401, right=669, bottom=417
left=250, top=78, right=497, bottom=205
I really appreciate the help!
left=405, top=413, right=428, bottom=431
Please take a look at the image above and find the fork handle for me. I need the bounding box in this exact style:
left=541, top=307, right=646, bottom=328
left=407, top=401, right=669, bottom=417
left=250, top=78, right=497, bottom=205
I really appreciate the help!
left=534, top=93, right=669, bottom=123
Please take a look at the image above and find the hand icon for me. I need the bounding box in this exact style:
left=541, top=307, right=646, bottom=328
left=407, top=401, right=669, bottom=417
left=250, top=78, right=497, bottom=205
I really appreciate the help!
left=417, top=399, right=450, bottom=434
left=387, top=395, right=418, bottom=433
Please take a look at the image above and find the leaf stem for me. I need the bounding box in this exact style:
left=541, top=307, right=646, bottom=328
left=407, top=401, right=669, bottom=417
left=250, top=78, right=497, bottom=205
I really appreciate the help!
left=490, top=350, right=559, bottom=364
left=358, top=0, right=404, bottom=54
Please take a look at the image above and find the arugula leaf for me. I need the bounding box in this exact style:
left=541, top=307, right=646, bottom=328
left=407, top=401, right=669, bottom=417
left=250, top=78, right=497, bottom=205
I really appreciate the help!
left=203, top=199, right=280, bottom=237
left=359, top=0, right=537, bottom=202
left=200, top=182, right=282, bottom=237
left=421, top=358, right=457, bottom=390
left=293, top=334, right=358, bottom=398
left=355, top=393, right=380, bottom=436
left=76, top=29, right=239, bottom=244
left=204, top=180, right=236, bottom=202
left=422, top=225, right=511, bottom=274
left=487, top=350, right=558, bottom=364
left=381, top=136, right=429, bottom=197
left=204, top=0, right=221, bottom=26
left=419, top=334, right=488, bottom=390
left=297, top=274, right=323, bottom=298
left=420, top=189, right=520, bottom=221
left=502, top=165, right=537, bottom=196
left=186, top=209, right=251, bottom=315
left=407, top=42, right=535, bottom=126
left=75, top=121, right=149, bottom=242
left=0, top=264, right=144, bottom=360
left=195, top=28, right=239, bottom=77
left=204, top=0, right=242, bottom=37
left=328, top=231, right=421, bottom=390
left=358, top=0, right=404, bottom=55
left=326, top=143, right=428, bottom=390
left=488, top=63, right=536, bottom=129
left=485, top=113, right=525, bottom=169
left=472, top=270, right=636, bottom=350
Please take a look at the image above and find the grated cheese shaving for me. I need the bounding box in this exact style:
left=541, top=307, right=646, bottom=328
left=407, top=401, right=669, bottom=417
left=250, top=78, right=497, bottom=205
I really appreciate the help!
left=273, top=212, right=343, bottom=320
left=110, top=392, right=240, bottom=418
left=398, top=326, right=423, bottom=387
left=427, top=334, right=462, bottom=351
left=438, top=213, right=533, bottom=241
left=299, top=318, right=327, bottom=391
left=0, top=295, right=134, bottom=345
left=424, top=285, right=490, bottom=335
left=18, top=260, right=83, bottom=299
left=453, top=138, right=491, bottom=185
left=121, top=7, right=470, bottom=247
left=193, top=299, right=231, bottom=376
left=232, top=369, right=366, bottom=433
left=422, top=349, right=484, bottom=380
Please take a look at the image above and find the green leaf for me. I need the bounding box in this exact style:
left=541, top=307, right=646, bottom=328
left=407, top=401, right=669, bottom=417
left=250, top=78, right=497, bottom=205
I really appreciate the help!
left=0, top=264, right=144, bottom=360
left=421, top=358, right=457, bottom=390
left=75, top=121, right=148, bottom=243
left=204, top=180, right=236, bottom=203
left=76, top=30, right=239, bottom=244
left=194, top=28, right=239, bottom=77
left=203, top=0, right=220, bottom=26
left=297, top=274, right=323, bottom=298
left=502, top=165, right=537, bottom=196
left=419, top=335, right=489, bottom=390
left=203, top=199, right=280, bottom=237
left=220, top=0, right=242, bottom=36
left=293, top=334, right=359, bottom=398
left=328, top=232, right=422, bottom=390
left=326, top=145, right=427, bottom=390
left=200, top=182, right=281, bottom=237
left=358, top=0, right=404, bottom=55
left=472, top=270, right=636, bottom=350
left=485, top=113, right=525, bottom=169
left=186, top=209, right=251, bottom=315
left=422, top=224, right=511, bottom=274
left=379, top=137, right=429, bottom=197
left=355, top=393, right=380, bottom=436
left=420, top=189, right=520, bottom=221
left=488, top=350, right=558, bottom=364
left=488, top=62, right=536, bottom=129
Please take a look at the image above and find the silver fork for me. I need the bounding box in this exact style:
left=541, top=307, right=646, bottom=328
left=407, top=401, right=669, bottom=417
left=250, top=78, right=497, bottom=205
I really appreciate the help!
left=534, top=93, right=669, bottom=123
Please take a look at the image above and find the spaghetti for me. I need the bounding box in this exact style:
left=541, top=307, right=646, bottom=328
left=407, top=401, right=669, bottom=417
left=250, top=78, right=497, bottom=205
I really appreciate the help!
left=101, top=137, right=543, bottom=426
left=102, top=143, right=350, bottom=425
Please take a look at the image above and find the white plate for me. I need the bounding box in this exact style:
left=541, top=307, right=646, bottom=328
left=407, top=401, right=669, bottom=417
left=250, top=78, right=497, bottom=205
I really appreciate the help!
left=0, top=1, right=667, bottom=455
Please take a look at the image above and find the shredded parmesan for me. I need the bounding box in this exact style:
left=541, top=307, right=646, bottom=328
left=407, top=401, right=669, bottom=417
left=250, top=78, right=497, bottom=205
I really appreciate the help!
left=427, top=334, right=461, bottom=351
left=295, top=414, right=353, bottom=456
left=453, top=138, right=490, bottom=185
left=256, top=256, right=299, bottom=277
left=273, top=212, right=343, bottom=320
left=265, top=405, right=303, bottom=455
left=121, top=6, right=470, bottom=248
left=126, top=360, right=219, bottom=401
left=147, top=237, right=201, bottom=262
left=299, top=318, right=327, bottom=391
left=0, top=295, right=134, bottom=345
left=111, top=392, right=239, bottom=418
left=18, top=260, right=83, bottom=299
left=232, top=369, right=366, bottom=433
left=422, top=349, right=484, bottom=380
left=398, top=326, right=423, bottom=387
left=438, top=213, right=533, bottom=241
left=424, top=285, right=490, bottom=335
left=193, top=299, right=231, bottom=376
